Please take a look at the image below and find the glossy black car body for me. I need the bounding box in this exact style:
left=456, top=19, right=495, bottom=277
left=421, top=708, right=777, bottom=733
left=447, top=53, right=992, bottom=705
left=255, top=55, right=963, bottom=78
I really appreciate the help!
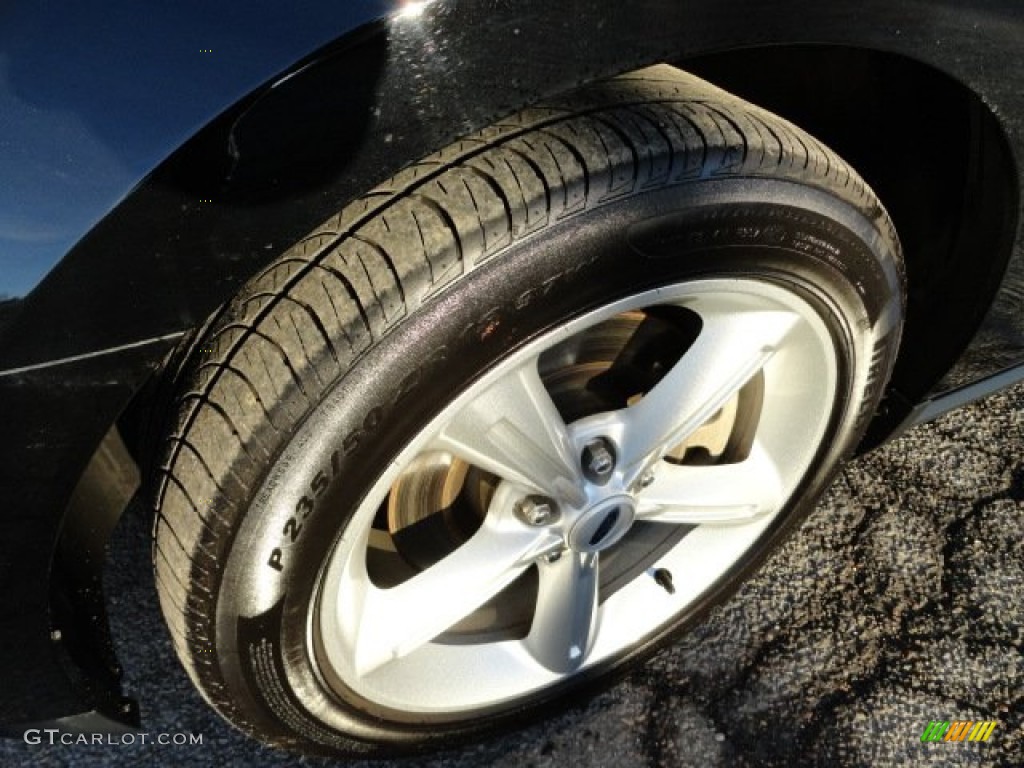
left=0, top=0, right=1020, bottom=734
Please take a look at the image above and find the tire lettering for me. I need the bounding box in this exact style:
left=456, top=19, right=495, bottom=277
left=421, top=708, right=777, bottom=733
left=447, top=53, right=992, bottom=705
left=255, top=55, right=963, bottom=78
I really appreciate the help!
left=267, top=548, right=283, bottom=572
left=513, top=258, right=595, bottom=311
left=342, top=408, right=384, bottom=456
left=364, top=407, right=382, bottom=430
left=342, top=429, right=361, bottom=454
left=395, top=369, right=420, bottom=402
left=266, top=348, right=451, bottom=572
left=311, top=471, right=328, bottom=498
left=283, top=518, right=302, bottom=542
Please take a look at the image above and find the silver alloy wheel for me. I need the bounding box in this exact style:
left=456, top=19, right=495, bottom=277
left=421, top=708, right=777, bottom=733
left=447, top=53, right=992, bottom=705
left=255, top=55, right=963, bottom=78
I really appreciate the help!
left=313, top=278, right=838, bottom=714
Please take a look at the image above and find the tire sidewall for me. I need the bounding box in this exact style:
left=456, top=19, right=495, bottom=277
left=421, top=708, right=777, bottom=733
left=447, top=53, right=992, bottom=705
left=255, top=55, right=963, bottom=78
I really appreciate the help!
left=215, top=178, right=901, bottom=752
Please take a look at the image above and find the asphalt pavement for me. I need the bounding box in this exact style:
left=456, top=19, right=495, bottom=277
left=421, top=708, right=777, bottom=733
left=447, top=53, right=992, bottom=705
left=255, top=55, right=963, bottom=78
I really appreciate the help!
left=3, top=383, right=1022, bottom=767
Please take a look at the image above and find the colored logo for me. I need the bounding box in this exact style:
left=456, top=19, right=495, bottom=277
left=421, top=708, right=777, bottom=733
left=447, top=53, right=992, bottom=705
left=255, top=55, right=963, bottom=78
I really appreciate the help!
left=920, top=721, right=997, bottom=743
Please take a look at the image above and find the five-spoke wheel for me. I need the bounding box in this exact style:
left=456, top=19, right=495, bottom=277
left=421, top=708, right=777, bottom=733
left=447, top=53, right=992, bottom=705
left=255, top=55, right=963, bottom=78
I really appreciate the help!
left=314, top=280, right=837, bottom=712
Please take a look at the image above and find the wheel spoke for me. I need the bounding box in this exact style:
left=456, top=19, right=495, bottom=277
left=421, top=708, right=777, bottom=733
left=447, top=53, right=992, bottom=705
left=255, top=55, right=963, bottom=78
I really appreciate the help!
left=636, top=441, right=784, bottom=524
left=431, top=358, right=586, bottom=506
left=346, top=512, right=560, bottom=677
left=613, top=307, right=800, bottom=484
left=524, top=551, right=599, bottom=673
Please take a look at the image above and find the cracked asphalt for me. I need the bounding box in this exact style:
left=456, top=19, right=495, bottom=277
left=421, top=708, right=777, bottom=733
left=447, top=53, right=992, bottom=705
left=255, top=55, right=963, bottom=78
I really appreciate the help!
left=4, top=383, right=1022, bottom=767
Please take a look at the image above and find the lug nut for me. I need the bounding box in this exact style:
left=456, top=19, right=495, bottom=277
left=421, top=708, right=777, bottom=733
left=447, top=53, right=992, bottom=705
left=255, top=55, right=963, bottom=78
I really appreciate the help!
left=516, top=496, right=559, bottom=526
left=581, top=438, right=616, bottom=484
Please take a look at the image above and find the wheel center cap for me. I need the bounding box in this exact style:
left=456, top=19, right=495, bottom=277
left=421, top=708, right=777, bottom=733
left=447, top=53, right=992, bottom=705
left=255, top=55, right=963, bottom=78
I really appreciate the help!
left=568, top=494, right=636, bottom=553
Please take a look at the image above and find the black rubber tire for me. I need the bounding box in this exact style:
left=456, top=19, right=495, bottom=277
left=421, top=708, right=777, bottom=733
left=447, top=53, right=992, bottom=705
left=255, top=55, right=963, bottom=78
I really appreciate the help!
left=152, top=64, right=904, bottom=757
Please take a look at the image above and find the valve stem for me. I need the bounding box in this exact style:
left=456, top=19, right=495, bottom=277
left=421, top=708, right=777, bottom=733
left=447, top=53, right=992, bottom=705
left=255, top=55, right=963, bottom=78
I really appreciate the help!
left=652, top=568, right=676, bottom=595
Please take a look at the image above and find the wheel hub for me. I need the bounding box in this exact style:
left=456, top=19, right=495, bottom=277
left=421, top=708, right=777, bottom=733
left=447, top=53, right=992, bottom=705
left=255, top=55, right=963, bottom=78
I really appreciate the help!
left=566, top=493, right=636, bottom=553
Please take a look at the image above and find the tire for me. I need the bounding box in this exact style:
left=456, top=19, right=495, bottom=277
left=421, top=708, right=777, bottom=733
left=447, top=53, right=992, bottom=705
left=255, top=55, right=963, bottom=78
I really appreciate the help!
left=152, top=64, right=904, bottom=757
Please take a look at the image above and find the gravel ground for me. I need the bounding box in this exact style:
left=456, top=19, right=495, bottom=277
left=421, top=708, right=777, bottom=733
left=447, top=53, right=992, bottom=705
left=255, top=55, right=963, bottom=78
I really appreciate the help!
left=3, top=384, right=1022, bottom=767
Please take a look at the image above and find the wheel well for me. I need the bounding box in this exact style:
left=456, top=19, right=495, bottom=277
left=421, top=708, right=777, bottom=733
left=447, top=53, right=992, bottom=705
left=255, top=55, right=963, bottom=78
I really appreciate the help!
left=677, top=45, right=1019, bottom=437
